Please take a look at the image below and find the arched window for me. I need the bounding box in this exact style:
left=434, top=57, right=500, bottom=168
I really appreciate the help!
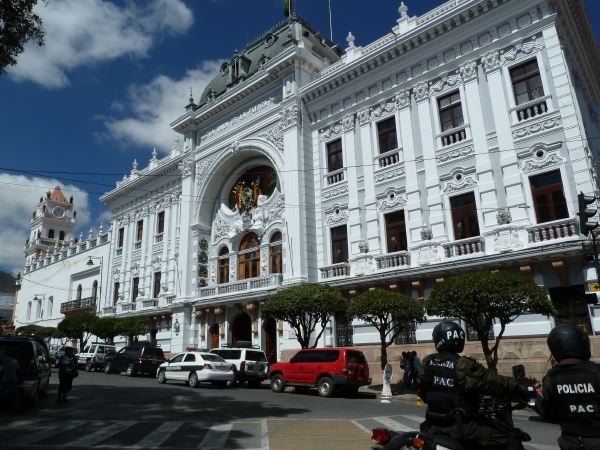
left=76, top=284, right=82, bottom=300
left=218, top=247, right=229, bottom=284
left=47, top=296, right=53, bottom=317
left=48, top=229, right=55, bottom=239
left=269, top=232, right=282, bottom=274
left=27, top=302, right=32, bottom=321
left=238, top=233, right=260, bottom=280
left=92, top=280, right=98, bottom=301
left=59, top=230, right=65, bottom=240
left=37, top=301, right=42, bottom=319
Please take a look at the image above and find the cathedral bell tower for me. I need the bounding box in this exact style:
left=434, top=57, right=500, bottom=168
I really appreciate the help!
left=25, top=186, right=76, bottom=266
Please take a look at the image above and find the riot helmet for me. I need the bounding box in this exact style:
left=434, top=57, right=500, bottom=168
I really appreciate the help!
left=547, top=324, right=591, bottom=362
left=432, top=320, right=466, bottom=353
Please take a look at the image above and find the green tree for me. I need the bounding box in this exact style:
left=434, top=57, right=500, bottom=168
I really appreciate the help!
left=117, top=317, right=148, bottom=344
left=348, top=289, right=425, bottom=370
left=427, top=270, right=556, bottom=372
left=50, top=327, right=69, bottom=345
left=57, top=311, right=97, bottom=352
left=15, top=324, right=55, bottom=338
left=90, top=317, right=121, bottom=344
left=262, top=284, right=348, bottom=348
left=1, top=0, right=46, bottom=73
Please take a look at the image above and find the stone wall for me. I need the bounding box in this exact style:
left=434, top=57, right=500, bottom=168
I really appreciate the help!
left=280, top=336, right=600, bottom=385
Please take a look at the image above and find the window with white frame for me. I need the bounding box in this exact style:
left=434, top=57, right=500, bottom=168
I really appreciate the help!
left=438, top=91, right=464, bottom=132
left=377, top=117, right=398, bottom=154
left=510, top=59, right=545, bottom=105
left=530, top=170, right=568, bottom=224
left=385, top=210, right=407, bottom=252
left=450, top=192, right=480, bottom=240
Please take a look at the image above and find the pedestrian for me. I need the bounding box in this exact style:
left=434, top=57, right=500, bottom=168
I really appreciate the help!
left=400, top=352, right=410, bottom=391
left=57, top=346, right=78, bottom=404
left=0, top=349, right=24, bottom=414
left=535, top=324, right=600, bottom=450
left=410, top=351, right=421, bottom=387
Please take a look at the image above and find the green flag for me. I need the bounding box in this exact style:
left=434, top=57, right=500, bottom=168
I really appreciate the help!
left=284, top=0, right=292, bottom=16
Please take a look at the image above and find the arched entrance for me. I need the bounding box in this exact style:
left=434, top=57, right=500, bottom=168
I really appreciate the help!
left=263, top=318, right=277, bottom=364
left=231, top=313, right=252, bottom=345
left=210, top=323, right=220, bottom=350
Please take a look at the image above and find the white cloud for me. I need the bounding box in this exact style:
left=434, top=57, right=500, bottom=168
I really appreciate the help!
left=7, top=0, right=194, bottom=88
left=0, top=173, right=91, bottom=273
left=103, top=61, right=221, bottom=151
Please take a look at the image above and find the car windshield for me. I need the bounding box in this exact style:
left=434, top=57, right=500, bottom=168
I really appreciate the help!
left=246, top=351, right=267, bottom=362
left=211, top=350, right=241, bottom=359
left=144, top=347, right=164, bottom=359
left=83, top=346, right=91, bottom=353
left=347, top=351, right=367, bottom=364
left=201, top=354, right=226, bottom=363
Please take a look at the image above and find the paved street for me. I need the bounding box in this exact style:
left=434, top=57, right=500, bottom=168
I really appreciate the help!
left=0, top=371, right=561, bottom=449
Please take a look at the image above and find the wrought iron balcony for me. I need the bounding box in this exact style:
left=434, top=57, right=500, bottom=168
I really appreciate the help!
left=61, top=297, right=96, bottom=314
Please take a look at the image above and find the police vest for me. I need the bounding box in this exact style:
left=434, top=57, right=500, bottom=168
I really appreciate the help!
left=422, top=352, right=471, bottom=415
left=547, top=361, right=600, bottom=437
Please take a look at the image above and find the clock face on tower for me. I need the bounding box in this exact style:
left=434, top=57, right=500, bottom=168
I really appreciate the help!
left=52, top=206, right=65, bottom=218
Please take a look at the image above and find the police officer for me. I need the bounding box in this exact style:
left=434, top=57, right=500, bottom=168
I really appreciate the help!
left=418, top=320, right=526, bottom=450
left=535, top=324, right=600, bottom=450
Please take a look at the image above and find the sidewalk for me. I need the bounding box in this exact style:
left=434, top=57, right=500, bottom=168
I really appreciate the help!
left=361, top=384, right=420, bottom=403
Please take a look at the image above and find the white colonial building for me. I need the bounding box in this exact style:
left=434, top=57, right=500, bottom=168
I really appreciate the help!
left=15, top=0, right=600, bottom=366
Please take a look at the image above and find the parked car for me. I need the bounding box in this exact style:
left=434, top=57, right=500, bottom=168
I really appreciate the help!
left=0, top=335, right=51, bottom=405
left=77, top=343, right=116, bottom=371
left=157, top=351, right=234, bottom=388
left=210, top=342, right=268, bottom=387
left=49, top=345, right=79, bottom=368
left=104, top=343, right=165, bottom=377
left=268, top=348, right=371, bottom=397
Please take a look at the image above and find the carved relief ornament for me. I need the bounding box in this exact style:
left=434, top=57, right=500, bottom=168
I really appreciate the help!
left=370, top=100, right=397, bottom=121
left=325, top=207, right=349, bottom=225
left=342, top=114, right=355, bottom=132
left=442, top=171, right=478, bottom=194
left=258, top=121, right=284, bottom=152
left=178, top=158, right=194, bottom=178
left=281, top=104, right=299, bottom=130
left=377, top=191, right=407, bottom=211
left=414, top=81, right=430, bottom=102
left=319, top=121, right=344, bottom=142
left=500, top=37, right=545, bottom=65
left=357, top=108, right=370, bottom=126
left=482, top=50, right=501, bottom=73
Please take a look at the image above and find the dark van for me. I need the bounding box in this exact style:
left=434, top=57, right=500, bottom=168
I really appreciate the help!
left=104, top=343, right=165, bottom=377
left=0, top=335, right=51, bottom=405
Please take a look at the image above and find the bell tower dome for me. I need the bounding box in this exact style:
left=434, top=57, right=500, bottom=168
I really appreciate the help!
left=25, top=186, right=76, bottom=266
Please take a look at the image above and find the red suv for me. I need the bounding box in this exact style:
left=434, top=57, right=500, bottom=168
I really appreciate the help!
left=268, top=348, right=371, bottom=397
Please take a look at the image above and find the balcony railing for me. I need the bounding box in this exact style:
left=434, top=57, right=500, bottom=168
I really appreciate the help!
left=199, top=274, right=283, bottom=297
left=103, top=306, right=117, bottom=315
left=514, top=96, right=549, bottom=122
left=527, top=218, right=577, bottom=243
left=375, top=251, right=410, bottom=270
left=375, top=149, right=400, bottom=168
left=326, top=168, right=345, bottom=185
left=61, top=297, right=96, bottom=314
left=155, top=234, right=164, bottom=243
left=320, top=263, right=351, bottom=279
left=134, top=241, right=142, bottom=250
left=120, top=302, right=136, bottom=312
left=440, top=125, right=467, bottom=147
left=443, top=237, right=484, bottom=258
left=140, top=299, right=158, bottom=308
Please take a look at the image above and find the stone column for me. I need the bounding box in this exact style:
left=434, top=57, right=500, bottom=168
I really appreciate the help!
left=281, top=103, right=308, bottom=283
left=460, top=60, right=498, bottom=227
left=415, top=82, right=446, bottom=238
left=341, top=114, right=362, bottom=256
left=482, top=51, right=528, bottom=223
left=177, top=158, right=195, bottom=299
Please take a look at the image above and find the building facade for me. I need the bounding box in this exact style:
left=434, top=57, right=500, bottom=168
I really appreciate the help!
left=15, top=0, right=600, bottom=364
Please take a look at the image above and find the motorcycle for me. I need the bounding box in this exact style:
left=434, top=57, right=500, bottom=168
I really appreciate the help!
left=371, top=365, right=540, bottom=450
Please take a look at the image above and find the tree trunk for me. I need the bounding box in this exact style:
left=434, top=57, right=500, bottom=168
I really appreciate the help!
left=380, top=329, right=388, bottom=370
left=480, top=337, right=497, bottom=373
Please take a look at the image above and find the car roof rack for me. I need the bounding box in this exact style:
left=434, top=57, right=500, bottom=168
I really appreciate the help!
left=219, top=341, right=260, bottom=349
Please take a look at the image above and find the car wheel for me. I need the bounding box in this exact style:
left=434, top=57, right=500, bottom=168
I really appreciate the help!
left=157, top=369, right=167, bottom=384
left=270, top=374, right=286, bottom=393
left=104, top=362, right=113, bottom=374
left=317, top=377, right=335, bottom=398
left=126, top=363, right=136, bottom=377
left=85, top=360, right=93, bottom=372
left=188, top=372, right=199, bottom=388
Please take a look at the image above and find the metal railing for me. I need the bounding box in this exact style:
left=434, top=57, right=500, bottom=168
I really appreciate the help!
left=60, top=297, right=96, bottom=314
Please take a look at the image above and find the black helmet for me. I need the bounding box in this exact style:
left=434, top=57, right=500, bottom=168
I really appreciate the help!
left=433, top=320, right=465, bottom=353
left=547, top=324, right=591, bottom=362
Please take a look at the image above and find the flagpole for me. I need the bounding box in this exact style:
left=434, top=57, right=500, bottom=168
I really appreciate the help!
left=328, top=0, right=333, bottom=41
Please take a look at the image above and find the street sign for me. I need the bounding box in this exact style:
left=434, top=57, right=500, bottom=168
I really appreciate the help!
left=384, top=363, right=393, bottom=383
left=589, top=283, right=600, bottom=292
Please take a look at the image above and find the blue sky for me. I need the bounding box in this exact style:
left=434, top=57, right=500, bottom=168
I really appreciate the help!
left=1, top=0, right=599, bottom=274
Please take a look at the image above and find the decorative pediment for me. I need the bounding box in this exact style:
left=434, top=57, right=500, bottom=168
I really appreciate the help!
left=500, top=36, right=545, bottom=65
left=518, top=142, right=563, bottom=173
left=442, top=167, right=478, bottom=194
left=324, top=205, right=349, bottom=225
left=377, top=189, right=407, bottom=212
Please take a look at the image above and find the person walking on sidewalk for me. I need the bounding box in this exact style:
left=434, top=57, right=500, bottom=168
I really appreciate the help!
left=400, top=352, right=410, bottom=391
left=57, top=347, right=78, bottom=404
left=409, top=351, right=421, bottom=388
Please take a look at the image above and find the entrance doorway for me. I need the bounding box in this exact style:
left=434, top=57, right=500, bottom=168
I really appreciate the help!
left=549, top=285, right=594, bottom=334
left=263, top=318, right=277, bottom=364
left=231, top=313, right=252, bottom=345
left=210, top=323, right=220, bottom=350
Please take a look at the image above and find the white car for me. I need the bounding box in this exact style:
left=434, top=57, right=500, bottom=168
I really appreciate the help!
left=156, top=352, right=234, bottom=388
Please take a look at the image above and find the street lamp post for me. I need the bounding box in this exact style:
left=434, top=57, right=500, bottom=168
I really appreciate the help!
left=86, top=256, right=104, bottom=314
